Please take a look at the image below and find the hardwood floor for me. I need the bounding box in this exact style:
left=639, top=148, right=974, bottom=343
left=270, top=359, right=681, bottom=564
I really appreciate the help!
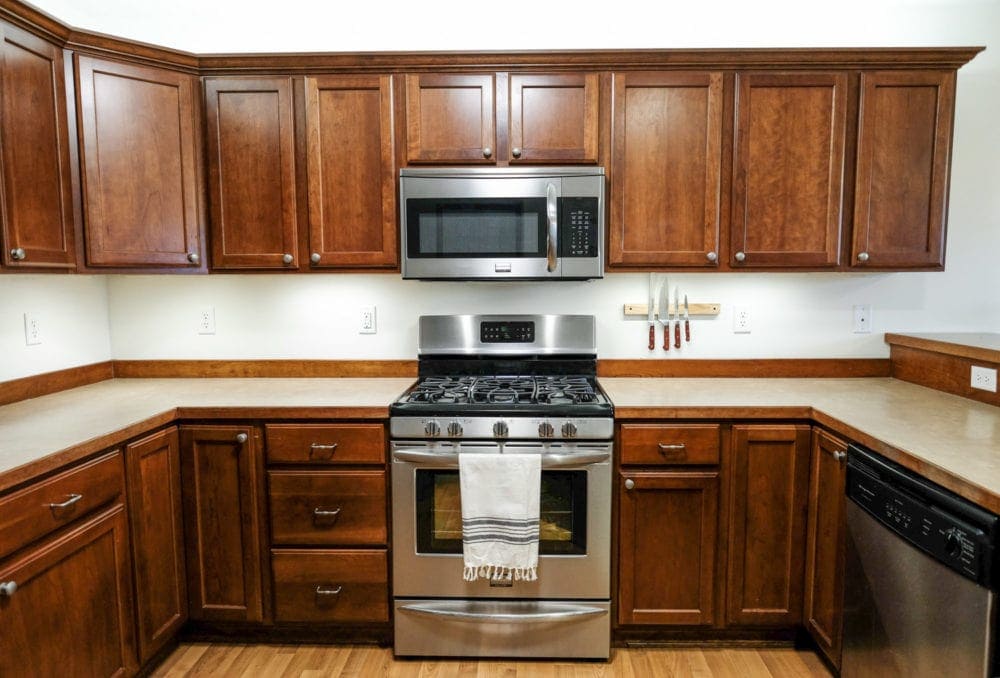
left=152, top=643, right=833, bottom=677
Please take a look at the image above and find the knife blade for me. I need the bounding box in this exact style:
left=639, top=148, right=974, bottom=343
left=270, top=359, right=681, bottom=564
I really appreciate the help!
left=647, top=273, right=655, bottom=351
left=684, top=293, right=691, bottom=342
left=658, top=276, right=670, bottom=351
left=674, top=286, right=682, bottom=349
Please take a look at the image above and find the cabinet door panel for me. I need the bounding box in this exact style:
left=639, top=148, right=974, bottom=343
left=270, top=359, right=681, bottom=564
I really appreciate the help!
left=405, top=73, right=495, bottom=164
left=76, top=55, right=202, bottom=267
left=306, top=74, right=397, bottom=268
left=852, top=70, right=954, bottom=268
left=126, top=427, right=186, bottom=663
left=804, top=429, right=848, bottom=668
left=205, top=77, right=298, bottom=269
left=618, top=471, right=718, bottom=625
left=731, top=73, right=846, bottom=267
left=180, top=425, right=264, bottom=622
left=727, top=424, right=811, bottom=626
left=609, top=72, right=723, bottom=267
left=0, top=21, right=75, bottom=268
left=0, top=506, right=136, bottom=678
left=509, top=73, right=598, bottom=164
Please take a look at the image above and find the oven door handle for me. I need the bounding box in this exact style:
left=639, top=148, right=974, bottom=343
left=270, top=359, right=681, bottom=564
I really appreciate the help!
left=392, top=450, right=609, bottom=468
left=398, top=602, right=607, bottom=624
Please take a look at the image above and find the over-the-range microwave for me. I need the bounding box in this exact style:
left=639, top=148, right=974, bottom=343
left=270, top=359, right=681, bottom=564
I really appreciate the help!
left=399, top=167, right=605, bottom=280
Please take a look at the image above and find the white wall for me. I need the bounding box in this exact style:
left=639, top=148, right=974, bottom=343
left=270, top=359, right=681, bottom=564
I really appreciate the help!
left=11, top=0, right=1000, bottom=372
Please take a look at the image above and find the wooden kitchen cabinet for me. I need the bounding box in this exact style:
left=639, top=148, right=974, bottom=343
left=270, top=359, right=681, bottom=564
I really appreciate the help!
left=75, top=55, right=204, bottom=268
left=0, top=21, right=76, bottom=270
left=851, top=70, right=955, bottom=269
left=726, top=424, right=811, bottom=626
left=204, top=77, right=299, bottom=270
left=305, top=74, right=397, bottom=269
left=125, top=427, right=187, bottom=664
left=618, top=471, right=719, bottom=625
left=803, top=429, right=848, bottom=668
left=180, top=425, right=266, bottom=622
left=731, top=73, right=847, bottom=268
left=608, top=71, right=724, bottom=267
left=405, top=71, right=599, bottom=166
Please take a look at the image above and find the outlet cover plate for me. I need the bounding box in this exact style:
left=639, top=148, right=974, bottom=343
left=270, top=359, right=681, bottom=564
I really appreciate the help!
left=732, top=306, right=751, bottom=334
left=971, top=365, right=998, bottom=393
left=24, top=312, right=41, bottom=345
left=853, top=304, right=872, bottom=334
left=360, top=306, right=377, bottom=334
left=198, top=307, right=216, bottom=335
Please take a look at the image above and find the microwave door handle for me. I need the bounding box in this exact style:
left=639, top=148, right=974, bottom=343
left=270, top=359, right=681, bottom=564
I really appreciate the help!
left=546, top=182, right=558, bottom=273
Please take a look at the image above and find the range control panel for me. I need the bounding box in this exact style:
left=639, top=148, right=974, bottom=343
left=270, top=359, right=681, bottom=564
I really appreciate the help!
left=558, top=197, right=599, bottom=258
left=480, top=321, right=535, bottom=343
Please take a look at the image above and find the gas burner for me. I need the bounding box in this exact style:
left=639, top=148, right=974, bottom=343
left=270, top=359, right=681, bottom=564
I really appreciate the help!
left=535, top=376, right=598, bottom=405
left=471, top=376, right=535, bottom=404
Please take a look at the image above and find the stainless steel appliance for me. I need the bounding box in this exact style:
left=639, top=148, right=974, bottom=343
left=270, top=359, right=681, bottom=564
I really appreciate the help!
left=843, top=444, right=999, bottom=677
left=399, top=167, right=605, bottom=280
left=390, top=315, right=613, bottom=658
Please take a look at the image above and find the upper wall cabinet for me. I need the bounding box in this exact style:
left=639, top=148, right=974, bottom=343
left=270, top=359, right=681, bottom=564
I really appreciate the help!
left=75, top=56, right=204, bottom=268
left=305, top=74, right=397, bottom=268
left=608, top=71, right=723, bottom=267
left=851, top=70, right=954, bottom=269
left=204, top=77, right=299, bottom=270
left=404, top=72, right=600, bottom=166
left=730, top=72, right=847, bottom=268
left=0, top=21, right=76, bottom=270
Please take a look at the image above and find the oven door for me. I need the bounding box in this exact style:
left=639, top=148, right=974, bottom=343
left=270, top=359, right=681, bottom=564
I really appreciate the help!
left=391, top=441, right=610, bottom=599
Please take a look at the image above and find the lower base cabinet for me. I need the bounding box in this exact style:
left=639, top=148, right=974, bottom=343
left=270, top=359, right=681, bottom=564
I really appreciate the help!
left=272, top=549, right=389, bottom=622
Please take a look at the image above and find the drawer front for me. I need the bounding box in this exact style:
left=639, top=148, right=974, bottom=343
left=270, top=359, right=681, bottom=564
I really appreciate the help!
left=0, top=450, right=125, bottom=559
left=268, top=470, right=387, bottom=545
left=272, top=549, right=389, bottom=622
left=265, top=424, right=385, bottom=465
left=620, top=424, right=721, bottom=466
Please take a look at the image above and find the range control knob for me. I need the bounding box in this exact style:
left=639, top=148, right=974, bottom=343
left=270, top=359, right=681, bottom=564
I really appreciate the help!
left=538, top=422, right=555, bottom=438
left=493, top=421, right=509, bottom=439
left=561, top=422, right=578, bottom=438
left=424, top=421, right=441, bottom=437
left=945, top=529, right=963, bottom=557
left=447, top=421, right=464, bottom=437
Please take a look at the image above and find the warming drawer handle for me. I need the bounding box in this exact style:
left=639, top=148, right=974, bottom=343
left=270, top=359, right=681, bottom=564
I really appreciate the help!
left=399, top=603, right=607, bottom=624
left=47, top=493, right=82, bottom=511
left=392, top=450, right=609, bottom=468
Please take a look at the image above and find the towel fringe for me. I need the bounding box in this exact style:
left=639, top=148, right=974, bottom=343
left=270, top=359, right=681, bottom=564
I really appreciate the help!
left=463, top=564, right=538, bottom=582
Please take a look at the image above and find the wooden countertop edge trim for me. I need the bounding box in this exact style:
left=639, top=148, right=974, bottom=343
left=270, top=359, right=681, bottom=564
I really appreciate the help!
left=611, top=406, right=814, bottom=419
left=173, top=406, right=390, bottom=419
left=885, top=333, right=1000, bottom=364
left=112, top=359, right=419, bottom=379
left=0, top=361, right=114, bottom=407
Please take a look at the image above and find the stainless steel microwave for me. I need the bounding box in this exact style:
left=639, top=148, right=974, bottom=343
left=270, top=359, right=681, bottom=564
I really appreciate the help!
left=399, top=167, right=605, bottom=280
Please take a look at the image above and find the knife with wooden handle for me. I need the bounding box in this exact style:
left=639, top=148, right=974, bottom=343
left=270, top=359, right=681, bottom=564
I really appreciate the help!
left=684, top=293, right=691, bottom=342
left=648, top=273, right=655, bottom=351
left=659, top=277, right=670, bottom=351
left=674, top=286, right=682, bottom=349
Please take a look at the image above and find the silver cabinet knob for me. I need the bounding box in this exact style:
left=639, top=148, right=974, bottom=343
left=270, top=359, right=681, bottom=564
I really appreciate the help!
left=310, top=252, right=321, bottom=264
left=187, top=252, right=200, bottom=264
left=624, top=479, right=635, bottom=491
left=10, top=247, right=25, bottom=260
left=706, top=251, right=717, bottom=262
left=482, top=147, right=493, bottom=158
left=734, top=251, right=746, bottom=262
left=511, top=147, right=522, bottom=158
left=236, top=432, right=248, bottom=444
left=282, top=253, right=293, bottom=265
left=834, top=451, right=847, bottom=462
left=0, top=580, right=16, bottom=596
left=857, top=252, right=870, bottom=263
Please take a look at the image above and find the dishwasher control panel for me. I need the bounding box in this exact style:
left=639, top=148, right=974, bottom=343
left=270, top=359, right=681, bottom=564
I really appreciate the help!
left=847, top=446, right=998, bottom=588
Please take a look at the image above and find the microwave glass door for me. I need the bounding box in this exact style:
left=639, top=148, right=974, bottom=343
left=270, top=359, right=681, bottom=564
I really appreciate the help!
left=414, top=469, right=587, bottom=555
left=406, top=198, right=548, bottom=258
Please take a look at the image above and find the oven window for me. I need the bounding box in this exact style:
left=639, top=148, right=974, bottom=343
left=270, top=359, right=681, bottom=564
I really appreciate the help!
left=406, top=198, right=547, bottom=258
left=415, top=470, right=587, bottom=555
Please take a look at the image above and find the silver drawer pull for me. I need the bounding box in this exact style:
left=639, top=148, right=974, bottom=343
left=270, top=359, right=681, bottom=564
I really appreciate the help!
left=0, top=581, right=17, bottom=597
left=309, top=443, right=338, bottom=459
left=658, top=443, right=686, bottom=453
left=48, top=493, right=82, bottom=510
left=316, top=585, right=342, bottom=597
left=312, top=506, right=342, bottom=526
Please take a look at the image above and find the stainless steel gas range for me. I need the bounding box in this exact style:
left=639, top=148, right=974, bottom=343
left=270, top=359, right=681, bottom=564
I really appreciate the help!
left=390, top=314, right=613, bottom=659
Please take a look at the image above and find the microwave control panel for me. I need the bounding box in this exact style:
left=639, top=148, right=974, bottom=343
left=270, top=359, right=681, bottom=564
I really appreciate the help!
left=558, top=197, right=599, bottom=258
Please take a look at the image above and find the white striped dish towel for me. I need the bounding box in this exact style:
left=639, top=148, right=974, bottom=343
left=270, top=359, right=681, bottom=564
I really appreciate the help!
left=459, top=453, right=540, bottom=582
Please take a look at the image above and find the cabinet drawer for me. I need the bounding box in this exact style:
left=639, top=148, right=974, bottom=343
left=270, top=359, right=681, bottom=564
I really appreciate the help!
left=272, top=549, right=389, bottom=622
left=265, top=424, right=385, bottom=465
left=620, top=424, right=721, bottom=466
left=268, top=471, right=387, bottom=545
left=0, top=450, right=125, bottom=560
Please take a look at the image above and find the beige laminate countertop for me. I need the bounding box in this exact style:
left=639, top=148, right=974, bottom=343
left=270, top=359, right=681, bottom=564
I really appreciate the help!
left=2, top=376, right=1000, bottom=512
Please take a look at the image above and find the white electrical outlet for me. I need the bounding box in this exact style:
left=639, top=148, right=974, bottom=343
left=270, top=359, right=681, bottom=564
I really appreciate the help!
left=23, top=312, right=41, bottom=345
left=198, top=307, right=216, bottom=335
left=360, top=306, right=377, bottom=334
left=853, top=304, right=873, bottom=334
left=971, top=366, right=998, bottom=393
left=732, top=306, right=751, bottom=334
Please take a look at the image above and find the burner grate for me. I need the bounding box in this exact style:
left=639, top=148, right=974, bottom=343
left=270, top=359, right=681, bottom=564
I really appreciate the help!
left=401, top=375, right=600, bottom=407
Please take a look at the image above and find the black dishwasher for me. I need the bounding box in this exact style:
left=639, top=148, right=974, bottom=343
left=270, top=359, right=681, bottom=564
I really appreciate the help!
left=843, top=443, right=999, bottom=677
